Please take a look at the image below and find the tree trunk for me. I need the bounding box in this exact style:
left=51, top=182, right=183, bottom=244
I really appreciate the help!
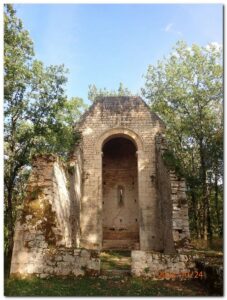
left=199, top=138, right=212, bottom=240
left=214, top=172, right=220, bottom=234
left=5, top=185, right=14, bottom=262
left=191, top=191, right=199, bottom=238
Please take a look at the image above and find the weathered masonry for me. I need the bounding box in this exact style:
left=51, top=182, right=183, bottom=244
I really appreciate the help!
left=10, top=96, right=190, bottom=278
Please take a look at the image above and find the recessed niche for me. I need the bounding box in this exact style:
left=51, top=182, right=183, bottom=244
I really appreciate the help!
left=117, top=185, right=124, bottom=207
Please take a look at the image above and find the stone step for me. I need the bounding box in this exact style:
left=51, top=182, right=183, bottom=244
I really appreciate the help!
left=103, top=239, right=139, bottom=250
left=103, top=231, right=139, bottom=240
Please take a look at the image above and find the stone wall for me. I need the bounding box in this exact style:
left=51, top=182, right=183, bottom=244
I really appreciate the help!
left=69, top=147, right=83, bottom=247
left=155, top=134, right=175, bottom=253
left=170, top=172, right=190, bottom=244
left=11, top=247, right=100, bottom=278
left=131, top=250, right=198, bottom=279
left=10, top=155, right=94, bottom=278
left=155, top=133, right=190, bottom=248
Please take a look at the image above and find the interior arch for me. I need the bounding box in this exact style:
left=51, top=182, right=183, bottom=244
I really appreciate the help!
left=102, top=136, right=139, bottom=250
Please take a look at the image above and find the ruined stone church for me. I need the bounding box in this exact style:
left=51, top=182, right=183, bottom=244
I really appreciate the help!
left=11, top=96, right=192, bottom=278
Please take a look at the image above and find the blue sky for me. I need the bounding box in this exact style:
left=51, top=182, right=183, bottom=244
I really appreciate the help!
left=15, top=4, right=223, bottom=104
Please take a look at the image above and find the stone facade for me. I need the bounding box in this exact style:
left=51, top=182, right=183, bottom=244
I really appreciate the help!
left=76, top=96, right=189, bottom=251
left=10, top=96, right=191, bottom=278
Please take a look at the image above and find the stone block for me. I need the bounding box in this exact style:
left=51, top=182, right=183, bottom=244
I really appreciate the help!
left=63, top=254, right=74, bottom=262
left=55, top=256, right=63, bottom=261
left=81, top=249, right=90, bottom=258
left=72, top=269, right=85, bottom=277
left=40, top=274, right=49, bottom=278
left=74, top=249, right=81, bottom=255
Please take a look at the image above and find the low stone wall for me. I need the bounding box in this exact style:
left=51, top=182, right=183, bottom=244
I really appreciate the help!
left=10, top=248, right=100, bottom=278
left=131, top=251, right=199, bottom=280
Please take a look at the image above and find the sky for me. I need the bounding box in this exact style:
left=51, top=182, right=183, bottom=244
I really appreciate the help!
left=14, top=4, right=223, bottom=104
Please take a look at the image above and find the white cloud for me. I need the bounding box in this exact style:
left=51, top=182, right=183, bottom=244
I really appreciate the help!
left=163, top=23, right=182, bottom=36
left=164, top=23, right=173, bottom=32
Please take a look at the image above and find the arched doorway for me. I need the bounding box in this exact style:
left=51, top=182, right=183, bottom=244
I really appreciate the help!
left=102, top=136, right=139, bottom=250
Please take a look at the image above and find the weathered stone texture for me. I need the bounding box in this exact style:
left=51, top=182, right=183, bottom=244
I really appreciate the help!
left=10, top=247, right=100, bottom=278
left=155, top=133, right=190, bottom=248
left=10, top=154, right=90, bottom=277
left=69, top=147, right=83, bottom=247
left=170, top=173, right=190, bottom=243
left=131, top=250, right=198, bottom=279
left=18, top=154, right=73, bottom=247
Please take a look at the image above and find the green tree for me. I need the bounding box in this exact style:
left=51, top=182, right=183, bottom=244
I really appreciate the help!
left=4, top=4, right=84, bottom=259
left=88, top=82, right=132, bottom=102
left=142, top=41, right=223, bottom=240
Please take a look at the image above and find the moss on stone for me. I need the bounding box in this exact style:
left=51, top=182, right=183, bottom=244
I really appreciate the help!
left=20, top=185, right=62, bottom=247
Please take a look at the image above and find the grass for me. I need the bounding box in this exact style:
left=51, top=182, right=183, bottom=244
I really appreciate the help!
left=5, top=246, right=223, bottom=296
left=100, top=250, right=131, bottom=270
left=4, top=276, right=209, bottom=296
left=191, top=238, right=223, bottom=252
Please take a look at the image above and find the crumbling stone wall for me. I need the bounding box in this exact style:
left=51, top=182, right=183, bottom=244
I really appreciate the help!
left=10, top=155, right=97, bottom=278
left=69, top=147, right=83, bottom=247
left=155, top=133, right=190, bottom=248
left=170, top=172, right=190, bottom=244
left=131, top=251, right=198, bottom=279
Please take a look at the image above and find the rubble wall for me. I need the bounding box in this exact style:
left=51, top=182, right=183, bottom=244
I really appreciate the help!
left=131, top=251, right=198, bottom=279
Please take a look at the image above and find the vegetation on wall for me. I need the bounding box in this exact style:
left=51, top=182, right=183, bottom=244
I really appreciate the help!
left=142, top=41, right=223, bottom=240
left=88, top=82, right=133, bottom=102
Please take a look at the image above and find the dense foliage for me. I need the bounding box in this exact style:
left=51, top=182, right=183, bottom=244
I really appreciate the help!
left=4, top=4, right=85, bottom=259
left=142, top=41, right=223, bottom=240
